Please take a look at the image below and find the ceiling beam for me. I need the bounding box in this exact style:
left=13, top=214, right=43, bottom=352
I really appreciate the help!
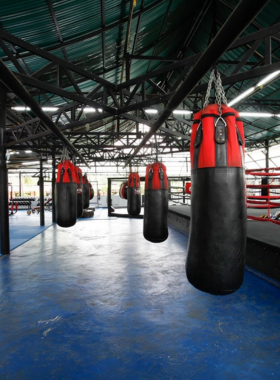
left=123, top=0, right=271, bottom=167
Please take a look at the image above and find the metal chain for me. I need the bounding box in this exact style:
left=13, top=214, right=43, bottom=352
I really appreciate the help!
left=204, top=69, right=228, bottom=114
left=215, top=71, right=227, bottom=115
left=203, top=70, right=216, bottom=108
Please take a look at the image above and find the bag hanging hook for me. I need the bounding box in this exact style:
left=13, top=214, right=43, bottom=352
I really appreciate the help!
left=204, top=68, right=228, bottom=116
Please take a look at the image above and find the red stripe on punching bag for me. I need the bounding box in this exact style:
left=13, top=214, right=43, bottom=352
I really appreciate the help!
left=127, top=172, right=141, bottom=216
left=143, top=162, right=169, bottom=243
left=190, top=110, right=202, bottom=170
left=55, top=160, right=77, bottom=227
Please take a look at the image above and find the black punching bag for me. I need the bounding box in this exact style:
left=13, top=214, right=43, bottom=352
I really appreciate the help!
left=55, top=160, right=77, bottom=227
left=127, top=172, right=141, bottom=216
left=75, top=166, right=83, bottom=218
left=186, top=104, right=247, bottom=295
left=89, top=182, right=94, bottom=200
left=83, top=174, right=90, bottom=209
left=144, top=162, right=169, bottom=243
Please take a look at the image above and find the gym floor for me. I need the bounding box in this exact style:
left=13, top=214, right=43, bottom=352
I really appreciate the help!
left=0, top=209, right=280, bottom=379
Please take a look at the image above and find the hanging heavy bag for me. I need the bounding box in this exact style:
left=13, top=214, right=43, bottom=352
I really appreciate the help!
left=119, top=181, right=128, bottom=200
left=186, top=70, right=247, bottom=295
left=75, top=166, right=83, bottom=218
left=143, top=162, right=169, bottom=243
left=89, top=182, right=94, bottom=200
left=82, top=174, right=90, bottom=209
left=127, top=172, right=141, bottom=216
left=55, top=160, right=77, bottom=227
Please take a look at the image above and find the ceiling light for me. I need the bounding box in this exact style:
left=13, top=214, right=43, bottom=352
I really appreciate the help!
left=12, top=106, right=31, bottom=111
left=256, top=71, right=280, bottom=87
left=24, top=150, right=33, bottom=153
left=81, top=107, right=96, bottom=113
left=41, top=107, right=59, bottom=112
left=12, top=106, right=58, bottom=112
left=173, top=110, right=192, bottom=115
left=239, top=112, right=274, bottom=117
left=228, top=87, right=255, bottom=107
left=145, top=109, right=158, bottom=114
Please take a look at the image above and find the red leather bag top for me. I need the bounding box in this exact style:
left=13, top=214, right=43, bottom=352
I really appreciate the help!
left=145, top=162, right=168, bottom=190
left=128, top=172, right=141, bottom=188
left=56, top=160, right=77, bottom=183
left=74, top=166, right=83, bottom=184
left=190, top=104, right=245, bottom=169
left=119, top=181, right=128, bottom=199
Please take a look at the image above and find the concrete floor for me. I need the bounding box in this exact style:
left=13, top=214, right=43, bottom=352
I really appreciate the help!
left=0, top=209, right=280, bottom=379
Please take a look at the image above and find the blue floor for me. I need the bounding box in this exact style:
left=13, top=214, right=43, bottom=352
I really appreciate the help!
left=0, top=210, right=53, bottom=254
left=0, top=209, right=280, bottom=379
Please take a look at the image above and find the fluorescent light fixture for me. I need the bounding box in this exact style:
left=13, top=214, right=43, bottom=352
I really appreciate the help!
left=80, top=107, right=96, bottom=113
left=173, top=110, right=193, bottom=115
left=12, top=106, right=58, bottom=112
left=41, top=107, right=58, bottom=112
left=145, top=109, right=158, bottom=114
left=239, top=112, right=274, bottom=117
left=256, top=70, right=280, bottom=87
left=12, top=106, right=31, bottom=111
left=228, top=87, right=255, bottom=106
left=24, top=150, right=33, bottom=153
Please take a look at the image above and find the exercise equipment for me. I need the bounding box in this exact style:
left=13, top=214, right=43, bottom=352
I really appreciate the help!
left=185, top=182, right=191, bottom=194
left=82, top=174, right=90, bottom=209
left=143, top=162, right=168, bottom=243
left=246, top=167, right=280, bottom=225
left=55, top=159, right=77, bottom=227
left=127, top=172, right=141, bottom=216
left=186, top=70, right=247, bottom=295
left=89, top=182, right=94, bottom=200
left=75, top=166, right=83, bottom=218
left=119, top=181, right=128, bottom=200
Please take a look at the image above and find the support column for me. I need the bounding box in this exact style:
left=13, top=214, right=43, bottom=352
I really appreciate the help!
left=19, top=171, right=22, bottom=197
left=0, top=88, right=10, bottom=254
left=39, top=158, right=45, bottom=226
left=52, top=149, right=56, bottom=223
left=107, top=178, right=111, bottom=217
left=265, top=140, right=269, bottom=170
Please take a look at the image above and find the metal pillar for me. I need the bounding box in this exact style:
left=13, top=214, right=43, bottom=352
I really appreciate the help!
left=0, top=88, right=10, bottom=254
left=52, top=149, right=56, bottom=223
left=19, top=171, right=22, bottom=197
left=107, top=178, right=112, bottom=217
left=39, top=159, right=45, bottom=226
left=265, top=140, right=269, bottom=170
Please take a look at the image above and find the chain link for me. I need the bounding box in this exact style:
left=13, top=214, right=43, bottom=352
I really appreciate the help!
left=203, top=70, right=216, bottom=108
left=204, top=69, right=228, bottom=115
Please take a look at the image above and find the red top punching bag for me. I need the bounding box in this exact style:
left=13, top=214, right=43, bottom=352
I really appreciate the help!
left=186, top=70, right=247, bottom=295
left=55, top=160, right=77, bottom=227
left=119, top=181, right=128, bottom=200
left=143, top=162, right=169, bottom=243
left=127, top=172, right=141, bottom=216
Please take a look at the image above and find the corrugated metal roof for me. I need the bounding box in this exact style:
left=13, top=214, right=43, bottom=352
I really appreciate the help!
left=1, top=0, right=280, bottom=159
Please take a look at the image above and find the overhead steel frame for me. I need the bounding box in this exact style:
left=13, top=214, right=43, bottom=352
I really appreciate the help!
left=0, top=2, right=279, bottom=164
left=124, top=0, right=271, bottom=167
